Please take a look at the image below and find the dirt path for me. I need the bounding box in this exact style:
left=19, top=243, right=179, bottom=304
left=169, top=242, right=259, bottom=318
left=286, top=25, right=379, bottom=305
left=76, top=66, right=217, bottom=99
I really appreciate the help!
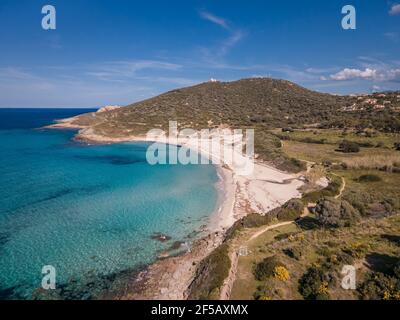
left=334, top=175, right=346, bottom=199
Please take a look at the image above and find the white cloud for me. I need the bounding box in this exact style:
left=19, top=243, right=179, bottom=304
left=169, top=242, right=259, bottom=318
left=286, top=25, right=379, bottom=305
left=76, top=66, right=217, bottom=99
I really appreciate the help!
left=389, top=4, right=400, bottom=15
left=385, top=68, right=400, bottom=81
left=329, top=68, right=377, bottom=80
left=218, top=31, right=245, bottom=56
left=0, top=60, right=200, bottom=107
left=328, top=67, right=400, bottom=81
left=198, top=11, right=245, bottom=59
left=85, top=60, right=182, bottom=81
left=305, top=67, right=338, bottom=74
left=199, top=11, right=230, bottom=29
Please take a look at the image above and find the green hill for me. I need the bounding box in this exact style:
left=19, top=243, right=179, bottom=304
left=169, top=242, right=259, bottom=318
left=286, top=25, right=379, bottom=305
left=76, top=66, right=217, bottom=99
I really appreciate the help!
left=63, top=78, right=400, bottom=171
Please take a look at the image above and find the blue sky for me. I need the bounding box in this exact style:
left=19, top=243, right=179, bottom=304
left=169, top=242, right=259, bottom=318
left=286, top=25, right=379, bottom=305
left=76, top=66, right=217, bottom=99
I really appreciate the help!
left=0, top=0, right=399, bottom=107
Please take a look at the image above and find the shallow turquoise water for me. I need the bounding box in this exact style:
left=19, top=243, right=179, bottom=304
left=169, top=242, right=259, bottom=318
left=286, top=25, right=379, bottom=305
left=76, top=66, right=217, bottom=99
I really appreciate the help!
left=0, top=109, right=218, bottom=299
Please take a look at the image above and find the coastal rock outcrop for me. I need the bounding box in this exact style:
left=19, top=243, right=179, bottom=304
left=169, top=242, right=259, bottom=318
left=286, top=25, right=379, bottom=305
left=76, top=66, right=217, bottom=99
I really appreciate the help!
left=96, top=105, right=122, bottom=113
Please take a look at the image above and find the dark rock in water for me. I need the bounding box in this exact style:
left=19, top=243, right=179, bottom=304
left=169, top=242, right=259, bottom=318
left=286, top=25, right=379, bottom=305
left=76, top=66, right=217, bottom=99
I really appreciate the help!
left=0, top=286, right=17, bottom=300
left=169, top=241, right=184, bottom=250
left=151, top=232, right=171, bottom=242
left=0, top=232, right=10, bottom=246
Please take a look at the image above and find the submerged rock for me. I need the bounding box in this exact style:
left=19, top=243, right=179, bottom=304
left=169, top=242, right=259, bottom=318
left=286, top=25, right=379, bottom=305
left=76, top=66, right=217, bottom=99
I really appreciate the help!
left=151, top=233, right=171, bottom=242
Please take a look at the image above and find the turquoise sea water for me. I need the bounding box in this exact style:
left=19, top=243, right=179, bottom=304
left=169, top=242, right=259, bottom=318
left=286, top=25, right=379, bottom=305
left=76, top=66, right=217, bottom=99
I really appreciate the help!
left=0, top=109, right=219, bottom=299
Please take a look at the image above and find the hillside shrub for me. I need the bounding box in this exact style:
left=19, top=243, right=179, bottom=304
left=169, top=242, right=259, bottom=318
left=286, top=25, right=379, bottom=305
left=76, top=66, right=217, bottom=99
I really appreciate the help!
left=253, top=285, right=273, bottom=300
left=188, top=243, right=231, bottom=300
left=355, top=174, right=382, bottom=183
left=273, top=266, right=290, bottom=281
left=254, top=256, right=283, bottom=281
left=338, top=140, right=360, bottom=153
left=302, top=174, right=342, bottom=203
left=315, top=198, right=361, bottom=228
left=283, top=246, right=304, bottom=260
left=275, top=199, right=304, bottom=221
left=358, top=272, right=400, bottom=300
left=299, top=265, right=331, bottom=300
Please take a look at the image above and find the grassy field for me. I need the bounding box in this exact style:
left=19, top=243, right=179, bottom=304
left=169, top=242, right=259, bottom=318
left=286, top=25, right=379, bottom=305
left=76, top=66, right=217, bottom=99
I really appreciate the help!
left=339, top=169, right=400, bottom=214
left=279, top=129, right=400, bottom=169
left=189, top=128, right=400, bottom=300
left=282, top=140, right=400, bottom=164
left=230, top=214, right=400, bottom=300
left=229, top=130, right=400, bottom=300
left=273, top=128, right=400, bottom=147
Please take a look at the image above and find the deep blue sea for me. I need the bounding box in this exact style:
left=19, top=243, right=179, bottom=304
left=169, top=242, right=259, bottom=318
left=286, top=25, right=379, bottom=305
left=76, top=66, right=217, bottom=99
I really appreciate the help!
left=0, top=109, right=219, bottom=299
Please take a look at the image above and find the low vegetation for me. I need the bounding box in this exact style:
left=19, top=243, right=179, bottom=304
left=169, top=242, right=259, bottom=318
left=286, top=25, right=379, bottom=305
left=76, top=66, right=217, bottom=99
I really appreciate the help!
left=338, top=140, right=360, bottom=153
left=254, top=256, right=284, bottom=281
left=342, top=154, right=400, bottom=172
left=299, top=265, right=331, bottom=300
left=231, top=214, right=400, bottom=300
left=358, top=263, right=400, bottom=300
left=315, top=198, right=361, bottom=228
left=228, top=128, right=400, bottom=300
left=354, top=174, right=382, bottom=182
left=302, top=174, right=342, bottom=204
left=187, top=243, right=231, bottom=300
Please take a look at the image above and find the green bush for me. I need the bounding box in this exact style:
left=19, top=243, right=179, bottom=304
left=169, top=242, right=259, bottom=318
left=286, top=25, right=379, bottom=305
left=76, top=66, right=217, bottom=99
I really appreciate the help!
left=283, top=246, right=304, bottom=260
left=315, top=198, right=361, bottom=228
left=299, top=265, right=331, bottom=300
left=254, top=256, right=283, bottom=281
left=355, top=174, right=382, bottom=183
left=358, top=272, right=400, bottom=300
left=299, top=137, right=326, bottom=144
left=338, top=140, right=360, bottom=153
left=275, top=199, right=304, bottom=221
left=343, top=191, right=372, bottom=216
left=253, top=285, right=273, bottom=300
left=343, top=243, right=370, bottom=259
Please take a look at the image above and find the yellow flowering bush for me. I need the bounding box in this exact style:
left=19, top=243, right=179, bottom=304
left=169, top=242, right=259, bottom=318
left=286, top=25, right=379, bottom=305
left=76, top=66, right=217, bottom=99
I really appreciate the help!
left=273, top=266, right=290, bottom=281
left=383, top=291, right=391, bottom=300
left=317, top=281, right=329, bottom=296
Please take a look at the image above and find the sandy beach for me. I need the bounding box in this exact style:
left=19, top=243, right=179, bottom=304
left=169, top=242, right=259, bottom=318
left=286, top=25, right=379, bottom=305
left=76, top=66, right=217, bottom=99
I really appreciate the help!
left=46, top=116, right=305, bottom=300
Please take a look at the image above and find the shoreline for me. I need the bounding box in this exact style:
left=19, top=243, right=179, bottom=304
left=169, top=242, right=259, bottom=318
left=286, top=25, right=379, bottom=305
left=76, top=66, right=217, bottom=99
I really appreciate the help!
left=45, top=117, right=305, bottom=300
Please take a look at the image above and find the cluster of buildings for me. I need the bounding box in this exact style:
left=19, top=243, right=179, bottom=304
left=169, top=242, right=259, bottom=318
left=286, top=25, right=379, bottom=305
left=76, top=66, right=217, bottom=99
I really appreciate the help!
left=341, top=93, right=400, bottom=112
